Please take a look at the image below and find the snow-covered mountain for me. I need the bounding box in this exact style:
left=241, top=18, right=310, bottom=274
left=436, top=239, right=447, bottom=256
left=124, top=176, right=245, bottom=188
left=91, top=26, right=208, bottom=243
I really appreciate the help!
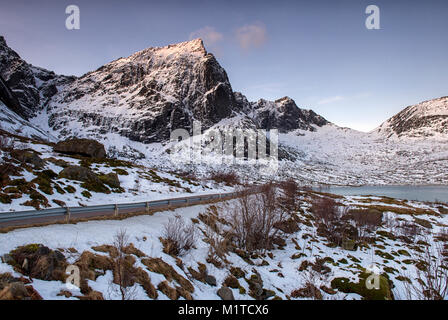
left=0, top=36, right=328, bottom=143
left=1, top=35, right=448, bottom=186
left=375, top=96, right=448, bottom=140
left=0, top=36, right=74, bottom=120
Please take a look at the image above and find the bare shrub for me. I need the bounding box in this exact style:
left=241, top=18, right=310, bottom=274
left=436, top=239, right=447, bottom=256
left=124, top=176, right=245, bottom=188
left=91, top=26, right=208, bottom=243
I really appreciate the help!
left=400, top=241, right=448, bottom=300
left=279, top=179, right=298, bottom=213
left=229, top=183, right=285, bottom=254
left=291, top=270, right=323, bottom=300
left=311, top=197, right=346, bottom=244
left=399, top=221, right=421, bottom=242
left=312, top=197, right=340, bottom=228
left=203, top=224, right=231, bottom=268
left=162, top=215, right=196, bottom=256
left=111, top=229, right=137, bottom=300
left=209, top=171, right=239, bottom=186
left=348, top=209, right=383, bottom=242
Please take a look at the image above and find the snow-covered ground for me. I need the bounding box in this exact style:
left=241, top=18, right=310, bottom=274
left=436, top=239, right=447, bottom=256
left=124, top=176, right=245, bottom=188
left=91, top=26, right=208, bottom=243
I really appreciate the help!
left=0, top=137, right=233, bottom=213
left=0, top=192, right=446, bottom=300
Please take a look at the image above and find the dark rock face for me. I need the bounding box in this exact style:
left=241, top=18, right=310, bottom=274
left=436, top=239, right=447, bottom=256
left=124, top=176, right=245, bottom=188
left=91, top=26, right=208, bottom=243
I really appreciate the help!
left=252, top=97, right=328, bottom=133
left=376, top=96, right=448, bottom=138
left=1, top=35, right=330, bottom=144
left=46, top=39, right=236, bottom=143
left=0, top=74, right=26, bottom=119
left=54, top=138, right=106, bottom=158
left=0, top=36, right=74, bottom=119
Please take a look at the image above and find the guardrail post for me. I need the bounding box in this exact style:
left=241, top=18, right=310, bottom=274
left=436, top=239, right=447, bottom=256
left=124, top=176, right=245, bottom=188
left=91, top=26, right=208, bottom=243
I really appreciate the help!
left=114, top=204, right=118, bottom=217
left=146, top=202, right=150, bottom=213
left=66, top=207, right=71, bottom=223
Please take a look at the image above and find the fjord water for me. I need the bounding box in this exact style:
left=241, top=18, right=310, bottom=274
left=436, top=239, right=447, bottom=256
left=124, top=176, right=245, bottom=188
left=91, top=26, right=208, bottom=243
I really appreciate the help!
left=324, top=185, right=448, bottom=203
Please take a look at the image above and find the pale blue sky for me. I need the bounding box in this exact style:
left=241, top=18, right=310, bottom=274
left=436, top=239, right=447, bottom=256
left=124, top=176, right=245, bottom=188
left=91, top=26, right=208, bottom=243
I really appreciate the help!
left=1, top=0, right=447, bottom=131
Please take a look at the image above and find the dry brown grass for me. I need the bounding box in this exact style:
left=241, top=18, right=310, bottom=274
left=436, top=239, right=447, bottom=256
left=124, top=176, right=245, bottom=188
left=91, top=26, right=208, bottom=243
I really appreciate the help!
left=141, top=257, right=194, bottom=294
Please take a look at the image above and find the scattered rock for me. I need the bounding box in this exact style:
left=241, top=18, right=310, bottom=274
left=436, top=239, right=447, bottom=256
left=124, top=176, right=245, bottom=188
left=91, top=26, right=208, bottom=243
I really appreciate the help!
left=98, top=172, right=121, bottom=188
left=58, top=165, right=99, bottom=183
left=0, top=282, right=41, bottom=300
left=10, top=149, right=46, bottom=169
left=205, top=275, right=217, bottom=287
left=217, top=286, right=234, bottom=300
left=6, top=244, right=68, bottom=281
left=54, top=138, right=106, bottom=158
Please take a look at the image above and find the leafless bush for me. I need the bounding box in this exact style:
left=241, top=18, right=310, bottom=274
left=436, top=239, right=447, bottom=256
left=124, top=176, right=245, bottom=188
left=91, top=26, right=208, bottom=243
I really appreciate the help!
left=209, top=171, right=239, bottom=186
left=311, top=197, right=345, bottom=243
left=400, top=241, right=448, bottom=300
left=229, top=183, right=285, bottom=254
left=348, top=209, right=383, bottom=242
left=203, top=224, right=231, bottom=267
left=162, top=215, right=196, bottom=256
left=111, top=229, right=137, bottom=300
left=399, top=221, right=421, bottom=242
left=291, top=270, right=323, bottom=300
left=312, top=197, right=340, bottom=228
left=279, top=179, right=298, bottom=213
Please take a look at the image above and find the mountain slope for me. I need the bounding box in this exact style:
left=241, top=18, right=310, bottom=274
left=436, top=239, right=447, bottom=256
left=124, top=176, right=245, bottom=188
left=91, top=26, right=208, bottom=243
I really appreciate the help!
left=0, top=36, right=74, bottom=119
left=375, top=96, right=448, bottom=139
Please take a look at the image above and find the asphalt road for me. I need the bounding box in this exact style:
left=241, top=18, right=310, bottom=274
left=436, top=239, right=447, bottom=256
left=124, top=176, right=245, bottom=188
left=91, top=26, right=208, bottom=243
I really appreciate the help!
left=0, top=191, right=240, bottom=229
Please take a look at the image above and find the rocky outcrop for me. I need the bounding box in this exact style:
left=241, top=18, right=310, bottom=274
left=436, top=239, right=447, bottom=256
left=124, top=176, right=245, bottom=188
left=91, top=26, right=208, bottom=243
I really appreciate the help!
left=54, top=138, right=106, bottom=158
left=0, top=36, right=74, bottom=119
left=251, top=96, right=328, bottom=133
left=46, top=39, right=236, bottom=143
left=58, top=165, right=99, bottom=182
left=1, top=35, right=329, bottom=145
left=5, top=244, right=68, bottom=282
left=375, top=96, right=448, bottom=139
left=10, top=149, right=46, bottom=169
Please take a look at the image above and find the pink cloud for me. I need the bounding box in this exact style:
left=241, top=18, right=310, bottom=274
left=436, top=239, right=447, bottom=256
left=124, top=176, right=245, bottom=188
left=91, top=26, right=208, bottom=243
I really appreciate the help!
left=235, top=23, right=267, bottom=51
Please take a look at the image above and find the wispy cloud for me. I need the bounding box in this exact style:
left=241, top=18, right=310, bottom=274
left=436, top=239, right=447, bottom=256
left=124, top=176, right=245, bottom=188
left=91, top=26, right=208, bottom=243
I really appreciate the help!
left=317, top=96, right=345, bottom=105
left=235, top=22, right=267, bottom=51
left=189, top=26, right=223, bottom=47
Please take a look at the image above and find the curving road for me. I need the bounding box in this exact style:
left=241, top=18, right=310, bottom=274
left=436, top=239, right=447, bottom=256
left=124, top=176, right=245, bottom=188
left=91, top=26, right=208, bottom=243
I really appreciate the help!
left=0, top=191, right=242, bottom=229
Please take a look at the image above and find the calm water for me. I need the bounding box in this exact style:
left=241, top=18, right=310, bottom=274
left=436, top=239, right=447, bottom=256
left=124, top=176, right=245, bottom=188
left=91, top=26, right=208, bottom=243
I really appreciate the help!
left=322, top=185, right=448, bottom=203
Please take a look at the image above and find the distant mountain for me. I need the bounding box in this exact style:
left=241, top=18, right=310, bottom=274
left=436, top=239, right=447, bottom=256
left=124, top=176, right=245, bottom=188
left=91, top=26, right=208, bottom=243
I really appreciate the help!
left=375, top=96, right=448, bottom=139
left=0, top=36, right=328, bottom=143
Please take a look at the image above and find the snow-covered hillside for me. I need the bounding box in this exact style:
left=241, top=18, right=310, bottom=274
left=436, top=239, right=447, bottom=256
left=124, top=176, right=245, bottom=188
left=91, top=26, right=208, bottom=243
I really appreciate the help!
left=1, top=35, right=448, bottom=186
left=375, top=96, right=448, bottom=139
left=0, top=190, right=447, bottom=300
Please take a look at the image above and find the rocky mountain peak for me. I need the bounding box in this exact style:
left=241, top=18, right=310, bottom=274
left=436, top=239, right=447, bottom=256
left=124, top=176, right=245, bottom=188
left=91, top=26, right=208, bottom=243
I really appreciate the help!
left=0, top=35, right=73, bottom=119
left=376, top=96, right=448, bottom=139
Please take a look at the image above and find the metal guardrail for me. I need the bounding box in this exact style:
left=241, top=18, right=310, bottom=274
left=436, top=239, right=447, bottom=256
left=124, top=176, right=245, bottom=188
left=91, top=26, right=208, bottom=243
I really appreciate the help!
left=0, top=191, right=241, bottom=226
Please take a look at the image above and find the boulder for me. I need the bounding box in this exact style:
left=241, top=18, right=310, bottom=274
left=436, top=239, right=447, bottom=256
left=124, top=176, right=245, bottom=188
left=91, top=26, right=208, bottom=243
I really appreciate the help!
left=54, top=138, right=106, bottom=158
left=217, top=286, right=234, bottom=300
left=204, top=275, right=217, bottom=287
left=10, top=149, right=46, bottom=169
left=6, top=244, right=68, bottom=282
left=59, top=165, right=99, bottom=183
left=0, top=282, right=29, bottom=300
left=98, top=172, right=120, bottom=188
